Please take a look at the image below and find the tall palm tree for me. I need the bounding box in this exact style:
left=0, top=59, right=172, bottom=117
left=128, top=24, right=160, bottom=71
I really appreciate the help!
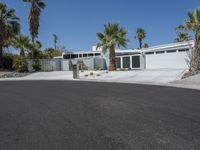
left=11, top=35, right=31, bottom=57
left=23, top=0, right=45, bottom=58
left=135, top=28, right=146, bottom=49
left=97, top=23, right=129, bottom=71
left=0, top=3, right=20, bottom=68
left=178, top=9, right=200, bottom=70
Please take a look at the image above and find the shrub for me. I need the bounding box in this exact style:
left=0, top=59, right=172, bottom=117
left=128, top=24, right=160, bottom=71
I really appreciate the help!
left=2, top=54, right=15, bottom=70
left=12, top=56, right=28, bottom=73
left=78, top=60, right=88, bottom=70
left=90, top=72, right=94, bottom=76
left=32, top=59, right=41, bottom=71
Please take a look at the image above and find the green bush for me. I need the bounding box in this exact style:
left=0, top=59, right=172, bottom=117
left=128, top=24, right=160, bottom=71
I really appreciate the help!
left=12, top=56, right=28, bottom=73
left=32, top=59, right=41, bottom=71
left=2, top=54, right=15, bottom=70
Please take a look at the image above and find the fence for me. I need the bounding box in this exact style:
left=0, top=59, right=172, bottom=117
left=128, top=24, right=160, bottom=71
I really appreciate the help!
left=62, top=57, right=107, bottom=71
left=28, top=59, right=62, bottom=72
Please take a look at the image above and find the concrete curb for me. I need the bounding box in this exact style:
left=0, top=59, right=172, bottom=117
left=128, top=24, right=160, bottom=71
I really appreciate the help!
left=0, top=77, right=200, bottom=91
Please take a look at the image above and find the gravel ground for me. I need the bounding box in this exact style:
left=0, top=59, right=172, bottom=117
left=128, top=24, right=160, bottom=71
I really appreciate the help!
left=0, top=72, right=32, bottom=78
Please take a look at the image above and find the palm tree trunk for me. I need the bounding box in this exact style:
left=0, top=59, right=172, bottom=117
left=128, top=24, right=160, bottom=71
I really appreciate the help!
left=195, top=33, right=200, bottom=70
left=31, top=36, right=35, bottom=59
left=139, top=39, right=142, bottom=49
left=20, top=48, right=25, bottom=57
left=0, top=46, right=3, bottom=68
left=109, top=45, right=116, bottom=71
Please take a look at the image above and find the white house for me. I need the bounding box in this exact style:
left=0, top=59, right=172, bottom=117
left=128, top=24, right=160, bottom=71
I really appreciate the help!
left=55, top=40, right=194, bottom=71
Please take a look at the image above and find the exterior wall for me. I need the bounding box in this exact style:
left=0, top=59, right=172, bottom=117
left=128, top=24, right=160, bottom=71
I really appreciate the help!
left=61, top=57, right=107, bottom=71
left=145, top=50, right=189, bottom=69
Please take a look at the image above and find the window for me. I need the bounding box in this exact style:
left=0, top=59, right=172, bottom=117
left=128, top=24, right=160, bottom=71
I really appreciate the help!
left=115, top=57, right=121, bottom=69
left=156, top=51, right=165, bottom=54
left=79, top=54, right=83, bottom=58
left=167, top=50, right=177, bottom=53
left=123, top=57, right=130, bottom=68
left=64, top=54, right=71, bottom=59
left=95, top=53, right=101, bottom=56
left=88, top=53, right=94, bottom=57
left=146, top=52, right=154, bottom=55
left=71, top=54, right=78, bottom=59
left=83, top=54, right=87, bottom=57
left=178, top=49, right=189, bottom=52
left=132, top=56, right=140, bottom=68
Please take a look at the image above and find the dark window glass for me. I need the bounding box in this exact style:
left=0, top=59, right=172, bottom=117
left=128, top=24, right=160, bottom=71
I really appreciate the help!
left=178, top=49, right=189, bottom=52
left=123, top=57, right=130, bottom=68
left=79, top=54, right=82, bottom=58
left=156, top=51, right=165, bottom=54
left=132, top=56, right=140, bottom=68
left=95, top=53, right=101, bottom=56
left=88, top=53, right=94, bottom=57
left=146, top=52, right=154, bottom=55
left=167, top=50, right=177, bottom=53
left=115, top=57, right=121, bottom=68
left=71, top=54, right=78, bottom=59
left=83, top=54, right=87, bottom=57
left=64, top=54, right=71, bottom=59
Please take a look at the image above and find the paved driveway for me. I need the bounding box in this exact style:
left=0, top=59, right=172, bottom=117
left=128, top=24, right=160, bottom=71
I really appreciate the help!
left=0, top=81, right=200, bottom=150
left=2, top=69, right=186, bottom=84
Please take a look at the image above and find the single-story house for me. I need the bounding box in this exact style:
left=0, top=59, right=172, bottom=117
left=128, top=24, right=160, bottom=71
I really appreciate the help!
left=53, top=40, right=194, bottom=71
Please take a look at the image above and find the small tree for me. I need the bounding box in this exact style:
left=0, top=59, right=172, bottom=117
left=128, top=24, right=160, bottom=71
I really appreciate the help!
left=12, top=56, right=28, bottom=73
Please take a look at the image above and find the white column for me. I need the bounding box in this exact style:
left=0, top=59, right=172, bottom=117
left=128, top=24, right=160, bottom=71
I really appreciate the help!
left=120, top=56, right=123, bottom=69
left=130, top=56, right=132, bottom=69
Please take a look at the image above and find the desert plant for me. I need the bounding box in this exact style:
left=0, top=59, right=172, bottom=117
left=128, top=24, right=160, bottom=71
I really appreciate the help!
left=12, top=56, right=28, bottom=72
left=0, top=2, right=20, bottom=68
left=32, top=59, right=41, bottom=71
left=97, top=23, right=129, bottom=71
left=177, top=9, right=200, bottom=70
left=2, top=53, right=15, bottom=70
left=11, top=35, right=31, bottom=57
left=78, top=60, right=88, bottom=70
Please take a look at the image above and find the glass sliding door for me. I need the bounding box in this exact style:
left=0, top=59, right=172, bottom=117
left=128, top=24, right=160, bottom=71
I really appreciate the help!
left=132, top=56, right=140, bottom=68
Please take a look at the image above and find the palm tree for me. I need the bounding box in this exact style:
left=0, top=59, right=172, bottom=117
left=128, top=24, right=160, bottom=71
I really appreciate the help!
left=175, top=25, right=192, bottom=42
left=174, top=32, right=192, bottom=42
left=22, top=0, right=45, bottom=58
left=11, top=35, right=31, bottom=57
left=135, top=28, right=146, bottom=49
left=97, top=23, right=129, bottom=71
left=143, top=43, right=149, bottom=48
left=0, top=3, right=20, bottom=68
left=53, top=34, right=58, bottom=51
left=178, top=9, right=200, bottom=70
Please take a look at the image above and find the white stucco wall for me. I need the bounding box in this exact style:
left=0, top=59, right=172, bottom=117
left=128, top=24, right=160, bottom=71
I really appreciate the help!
left=145, top=51, right=189, bottom=69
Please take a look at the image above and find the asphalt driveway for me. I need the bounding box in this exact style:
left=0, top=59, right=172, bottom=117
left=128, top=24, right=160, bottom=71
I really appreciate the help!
left=0, top=81, right=200, bottom=150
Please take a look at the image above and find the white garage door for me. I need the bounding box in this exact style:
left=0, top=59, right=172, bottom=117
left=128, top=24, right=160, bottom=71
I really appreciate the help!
left=145, top=51, right=189, bottom=69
